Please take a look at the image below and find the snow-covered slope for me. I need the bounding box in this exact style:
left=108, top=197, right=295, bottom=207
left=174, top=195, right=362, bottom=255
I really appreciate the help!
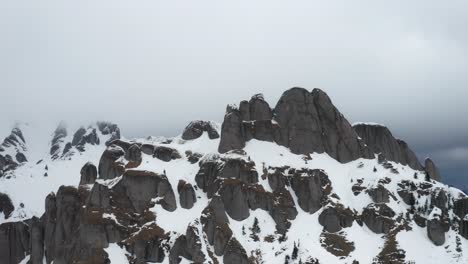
left=1, top=88, right=467, bottom=264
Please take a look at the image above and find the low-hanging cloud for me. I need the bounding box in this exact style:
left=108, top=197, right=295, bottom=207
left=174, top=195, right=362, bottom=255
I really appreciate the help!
left=0, top=1, right=467, bottom=186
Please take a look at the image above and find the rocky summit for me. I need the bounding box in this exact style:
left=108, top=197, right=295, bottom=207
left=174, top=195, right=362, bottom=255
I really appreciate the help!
left=0, top=88, right=465, bottom=264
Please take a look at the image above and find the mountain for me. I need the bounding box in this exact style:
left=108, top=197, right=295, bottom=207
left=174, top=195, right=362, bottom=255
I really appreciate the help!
left=0, top=87, right=466, bottom=264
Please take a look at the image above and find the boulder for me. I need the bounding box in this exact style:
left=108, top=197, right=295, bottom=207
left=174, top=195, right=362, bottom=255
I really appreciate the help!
left=290, top=169, right=331, bottom=214
left=353, top=123, right=422, bottom=170
left=0, top=221, right=30, bottom=264
left=125, top=144, right=142, bottom=168
left=80, top=162, right=97, bottom=185
left=98, top=145, right=125, bottom=180
left=368, top=185, right=390, bottom=204
left=362, top=204, right=395, bottom=234
left=0, top=192, right=14, bottom=219
left=182, top=120, right=219, bottom=140
left=153, top=146, right=181, bottom=162
left=218, top=107, right=245, bottom=153
left=427, top=219, right=446, bottom=246
left=318, top=206, right=354, bottom=233
left=223, top=238, right=249, bottom=264
left=431, top=189, right=448, bottom=212
left=178, top=180, right=197, bottom=209
left=119, top=170, right=176, bottom=213
left=425, top=158, right=442, bottom=182
left=15, top=152, right=27, bottom=163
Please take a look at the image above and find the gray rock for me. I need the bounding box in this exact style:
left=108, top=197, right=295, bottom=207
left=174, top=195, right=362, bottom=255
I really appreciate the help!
left=267, top=168, right=287, bottom=192
left=427, top=219, right=446, bottom=246
left=425, top=158, right=442, bottom=182
left=119, top=170, right=176, bottom=213
left=368, top=185, right=390, bottom=204
left=223, top=238, right=249, bottom=264
left=219, top=180, right=250, bottom=221
left=431, top=189, right=448, bottom=212
left=218, top=107, right=245, bottom=153
left=29, top=216, right=44, bottom=264
left=290, top=169, right=331, bottom=214
left=353, top=123, right=423, bottom=170
left=80, top=162, right=97, bottom=185
left=459, top=218, right=468, bottom=240
left=454, top=197, right=468, bottom=219
left=98, top=145, right=125, bottom=180
left=50, top=123, right=67, bottom=159
left=318, top=206, right=354, bottom=233
left=125, top=144, right=142, bottom=167
left=362, top=203, right=395, bottom=234
left=97, top=121, right=121, bottom=146
left=182, top=120, right=219, bottom=140
left=141, top=144, right=155, bottom=155
left=15, top=152, right=27, bottom=163
left=178, top=180, right=197, bottom=209
left=153, top=146, right=181, bottom=162
left=0, top=221, right=30, bottom=264
left=200, top=197, right=231, bottom=256
left=0, top=192, right=14, bottom=219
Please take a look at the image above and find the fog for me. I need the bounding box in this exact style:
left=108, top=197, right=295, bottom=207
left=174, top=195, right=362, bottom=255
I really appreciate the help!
left=1, top=0, right=467, bottom=187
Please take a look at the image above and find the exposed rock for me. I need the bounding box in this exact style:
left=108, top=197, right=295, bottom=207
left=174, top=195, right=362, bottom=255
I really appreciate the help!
left=153, top=146, right=181, bottom=162
left=28, top=216, right=45, bottom=264
left=0, top=221, right=30, bottom=264
left=223, top=237, right=249, bottom=264
left=454, top=198, right=468, bottom=219
left=15, top=152, right=27, bottom=163
left=72, top=127, right=100, bottom=151
left=178, top=180, right=197, bottom=209
left=290, top=169, right=332, bottom=214
left=97, top=121, right=121, bottom=146
left=267, top=168, right=287, bottom=192
left=185, top=150, right=203, bottom=164
left=362, top=203, right=395, bottom=234
left=431, top=189, right=448, bottom=212
left=459, top=218, right=468, bottom=240
left=0, top=192, right=14, bottom=219
left=414, top=214, right=427, bottom=228
left=425, top=158, right=442, bottom=182
left=80, top=162, right=97, bottom=185
left=182, top=120, right=219, bottom=140
left=427, top=219, right=446, bottom=246
left=125, top=144, right=142, bottom=168
left=123, top=223, right=166, bottom=263
left=274, top=88, right=372, bottom=162
left=98, top=145, right=125, bottom=180
left=368, top=185, right=390, bottom=204
left=50, top=122, right=67, bottom=159
left=200, top=197, right=231, bottom=256
left=2, top=127, right=25, bottom=149
left=353, top=123, right=422, bottom=170
left=318, top=205, right=354, bottom=233
left=320, top=232, right=355, bottom=257
left=195, top=156, right=258, bottom=198
left=118, top=170, right=176, bottom=213
left=218, top=107, right=245, bottom=153
left=141, top=144, right=155, bottom=155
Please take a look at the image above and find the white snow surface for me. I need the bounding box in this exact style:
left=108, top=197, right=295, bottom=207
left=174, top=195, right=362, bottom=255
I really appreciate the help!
left=2, top=123, right=468, bottom=263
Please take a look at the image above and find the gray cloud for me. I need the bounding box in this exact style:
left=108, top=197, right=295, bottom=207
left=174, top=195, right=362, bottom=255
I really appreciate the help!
left=0, top=1, right=467, bottom=186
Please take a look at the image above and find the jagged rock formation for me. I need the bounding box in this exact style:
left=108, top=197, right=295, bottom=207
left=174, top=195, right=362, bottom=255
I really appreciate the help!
left=182, top=120, right=219, bottom=140
left=219, top=88, right=373, bottom=163
left=0, top=88, right=461, bottom=264
left=425, top=158, right=442, bottom=182
left=353, top=123, right=422, bottom=170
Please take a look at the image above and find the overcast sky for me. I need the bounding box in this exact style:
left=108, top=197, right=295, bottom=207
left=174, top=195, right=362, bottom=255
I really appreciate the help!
left=1, top=1, right=467, bottom=188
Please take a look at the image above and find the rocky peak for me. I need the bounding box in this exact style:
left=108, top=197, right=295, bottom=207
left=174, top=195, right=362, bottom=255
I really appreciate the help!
left=353, top=122, right=423, bottom=170
left=425, top=158, right=442, bottom=182
left=219, top=87, right=372, bottom=163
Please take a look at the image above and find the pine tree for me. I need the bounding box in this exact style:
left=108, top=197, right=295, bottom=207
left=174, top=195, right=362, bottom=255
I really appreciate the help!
left=250, top=217, right=261, bottom=241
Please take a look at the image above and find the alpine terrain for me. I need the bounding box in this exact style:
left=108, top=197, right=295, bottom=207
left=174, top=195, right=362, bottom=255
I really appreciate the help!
left=1, top=87, right=467, bottom=264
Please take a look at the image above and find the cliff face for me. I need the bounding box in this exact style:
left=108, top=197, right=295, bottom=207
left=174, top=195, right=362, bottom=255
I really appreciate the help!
left=219, top=88, right=373, bottom=163
left=0, top=88, right=462, bottom=264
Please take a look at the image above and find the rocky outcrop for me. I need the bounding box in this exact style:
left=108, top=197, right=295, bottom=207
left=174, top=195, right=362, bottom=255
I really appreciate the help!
left=72, top=127, right=100, bottom=152
left=50, top=123, right=67, bottom=159
left=368, top=185, right=390, bottom=204
left=219, top=88, right=372, bottom=163
left=353, top=123, right=422, bottom=170
left=117, top=170, right=177, bottom=213
left=427, top=219, right=447, bottom=246
left=195, top=155, right=258, bottom=198
left=0, top=193, right=14, bottom=219
left=318, top=205, right=354, bottom=233
left=153, top=146, right=181, bottom=162
left=223, top=237, right=249, bottom=264
left=178, top=180, right=197, bottom=209
left=0, top=221, right=30, bottom=264
left=1, top=127, right=25, bottom=149
left=425, top=158, right=442, bottom=182
left=362, top=203, right=395, bottom=234
left=182, top=120, right=219, bottom=140
left=125, top=144, right=142, bottom=168
left=97, top=121, right=121, bottom=145
left=98, top=145, right=126, bottom=180
left=290, top=169, right=332, bottom=214
left=80, top=162, right=97, bottom=185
